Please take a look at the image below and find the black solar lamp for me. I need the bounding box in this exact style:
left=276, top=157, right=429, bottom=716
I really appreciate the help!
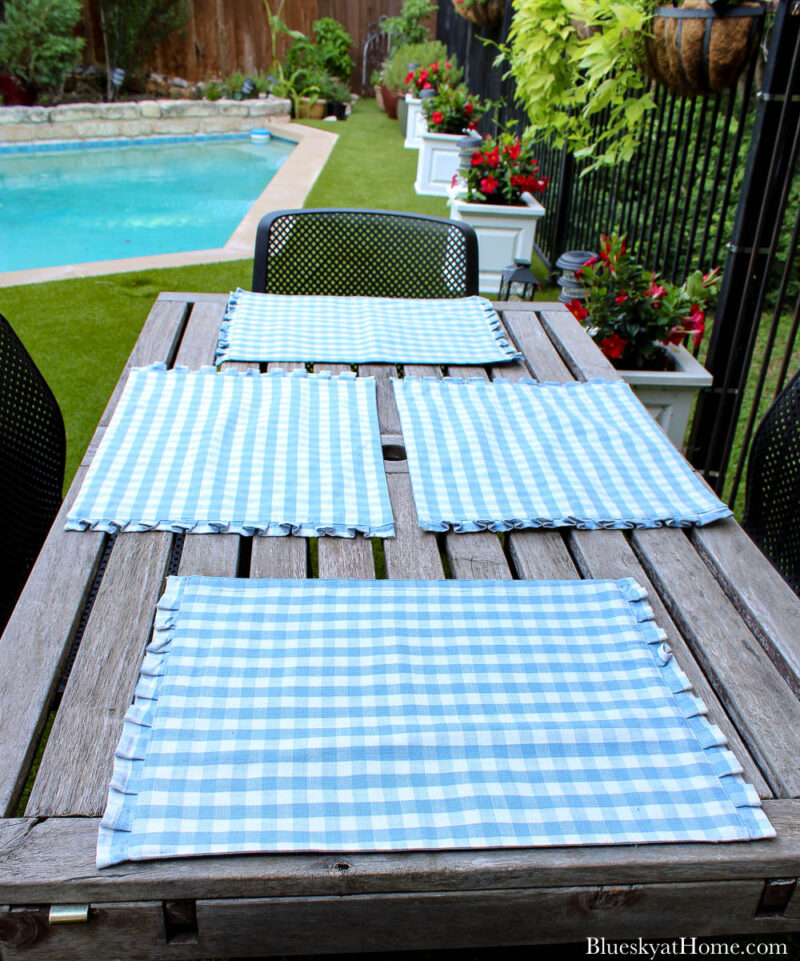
left=498, top=259, right=540, bottom=302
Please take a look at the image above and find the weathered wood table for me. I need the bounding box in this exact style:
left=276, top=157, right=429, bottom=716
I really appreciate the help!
left=1, top=294, right=799, bottom=959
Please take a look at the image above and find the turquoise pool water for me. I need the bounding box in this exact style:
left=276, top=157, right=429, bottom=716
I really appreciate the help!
left=0, top=134, right=295, bottom=272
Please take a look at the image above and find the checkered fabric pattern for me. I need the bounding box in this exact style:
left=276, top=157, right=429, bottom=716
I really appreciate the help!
left=66, top=365, right=393, bottom=537
left=96, top=576, right=772, bottom=868
left=393, top=377, right=732, bottom=531
left=216, top=289, right=520, bottom=365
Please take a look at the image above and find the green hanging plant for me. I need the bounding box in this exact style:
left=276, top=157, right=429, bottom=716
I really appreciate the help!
left=506, top=0, right=657, bottom=169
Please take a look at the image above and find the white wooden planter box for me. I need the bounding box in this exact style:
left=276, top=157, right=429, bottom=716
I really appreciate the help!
left=620, top=343, right=712, bottom=450
left=448, top=191, right=546, bottom=292
left=414, top=129, right=462, bottom=197
left=404, top=95, right=426, bottom=149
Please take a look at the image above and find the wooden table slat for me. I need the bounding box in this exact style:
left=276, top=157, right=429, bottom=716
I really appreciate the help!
left=691, top=519, right=800, bottom=696
left=314, top=363, right=375, bottom=579
left=0, top=300, right=187, bottom=818
left=1, top=801, right=799, bottom=902
left=174, top=301, right=243, bottom=578
left=632, top=527, right=800, bottom=798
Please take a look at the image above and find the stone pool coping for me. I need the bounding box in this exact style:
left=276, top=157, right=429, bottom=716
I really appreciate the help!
left=0, top=119, right=337, bottom=288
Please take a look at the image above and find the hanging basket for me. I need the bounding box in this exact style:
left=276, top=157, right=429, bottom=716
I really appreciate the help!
left=451, top=0, right=505, bottom=29
left=645, top=0, right=765, bottom=97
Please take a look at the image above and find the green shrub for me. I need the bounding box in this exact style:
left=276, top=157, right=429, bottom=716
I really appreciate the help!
left=381, top=0, right=437, bottom=47
left=95, top=0, right=188, bottom=100
left=202, top=78, right=221, bottom=101
left=382, top=40, right=456, bottom=91
left=312, top=17, right=353, bottom=80
left=0, top=0, right=84, bottom=100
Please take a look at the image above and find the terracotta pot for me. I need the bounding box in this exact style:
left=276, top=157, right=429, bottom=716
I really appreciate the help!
left=646, top=0, right=764, bottom=96
left=0, top=73, right=34, bottom=106
left=381, top=84, right=401, bottom=120
left=451, top=0, right=504, bottom=29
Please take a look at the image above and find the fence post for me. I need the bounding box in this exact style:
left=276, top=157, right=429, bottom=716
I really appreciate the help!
left=686, top=0, right=800, bottom=491
left=549, top=145, right=575, bottom=271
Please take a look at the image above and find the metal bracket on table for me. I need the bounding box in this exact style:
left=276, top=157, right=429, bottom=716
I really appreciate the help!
left=48, top=903, right=89, bottom=923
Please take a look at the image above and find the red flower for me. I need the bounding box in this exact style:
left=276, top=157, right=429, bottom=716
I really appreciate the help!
left=480, top=175, right=498, bottom=195
left=470, top=150, right=484, bottom=166
left=419, top=69, right=428, bottom=81
left=431, top=62, right=439, bottom=71
left=582, top=255, right=599, bottom=269
left=645, top=273, right=666, bottom=301
left=615, top=292, right=628, bottom=305
left=504, top=141, right=521, bottom=160
left=566, top=299, right=589, bottom=322
left=464, top=102, right=473, bottom=115
left=484, top=147, right=500, bottom=168
left=422, top=81, right=432, bottom=89
left=600, top=334, right=628, bottom=360
left=445, top=61, right=452, bottom=68
left=431, top=110, right=443, bottom=125
left=405, top=71, right=414, bottom=85
left=466, top=120, right=478, bottom=130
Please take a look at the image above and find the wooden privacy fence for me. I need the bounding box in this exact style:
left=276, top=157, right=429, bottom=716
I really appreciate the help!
left=79, top=0, right=406, bottom=92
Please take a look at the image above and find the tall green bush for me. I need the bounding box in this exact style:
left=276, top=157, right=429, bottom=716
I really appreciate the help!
left=381, top=0, right=437, bottom=48
left=95, top=0, right=188, bottom=100
left=0, top=0, right=84, bottom=100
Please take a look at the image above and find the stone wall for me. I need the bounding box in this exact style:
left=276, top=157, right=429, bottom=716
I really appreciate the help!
left=0, top=97, right=291, bottom=143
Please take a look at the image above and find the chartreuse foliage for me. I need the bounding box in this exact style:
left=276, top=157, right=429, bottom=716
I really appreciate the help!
left=0, top=0, right=84, bottom=98
left=506, top=0, right=656, bottom=169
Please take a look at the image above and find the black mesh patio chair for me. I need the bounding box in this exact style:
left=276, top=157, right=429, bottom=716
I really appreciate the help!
left=252, top=208, right=479, bottom=298
left=0, top=312, right=66, bottom=630
left=742, top=368, right=800, bottom=595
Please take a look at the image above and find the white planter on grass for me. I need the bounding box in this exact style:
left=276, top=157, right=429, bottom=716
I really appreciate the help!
left=619, top=343, right=712, bottom=450
left=448, top=189, right=546, bottom=292
left=404, top=95, right=426, bottom=149
left=414, top=129, right=462, bottom=196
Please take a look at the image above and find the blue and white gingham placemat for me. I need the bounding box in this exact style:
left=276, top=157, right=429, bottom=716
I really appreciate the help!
left=216, top=289, right=520, bottom=364
left=393, top=377, right=732, bottom=531
left=66, top=365, right=393, bottom=537
left=97, top=576, right=772, bottom=867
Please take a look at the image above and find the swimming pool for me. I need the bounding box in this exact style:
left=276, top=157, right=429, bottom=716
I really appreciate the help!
left=0, top=134, right=295, bottom=272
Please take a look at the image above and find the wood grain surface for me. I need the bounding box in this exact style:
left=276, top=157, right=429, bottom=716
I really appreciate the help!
left=0, top=300, right=187, bottom=818
left=1, top=801, right=798, bottom=902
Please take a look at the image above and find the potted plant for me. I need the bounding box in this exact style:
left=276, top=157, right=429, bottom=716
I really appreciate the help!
left=403, top=57, right=461, bottom=149
left=565, top=234, right=721, bottom=449
left=381, top=39, right=449, bottom=122
left=323, top=76, right=352, bottom=120
left=415, top=84, right=486, bottom=196
left=505, top=0, right=764, bottom=170
left=448, top=131, right=549, bottom=290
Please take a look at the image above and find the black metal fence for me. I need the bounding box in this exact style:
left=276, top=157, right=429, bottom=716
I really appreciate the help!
left=438, top=0, right=800, bottom=507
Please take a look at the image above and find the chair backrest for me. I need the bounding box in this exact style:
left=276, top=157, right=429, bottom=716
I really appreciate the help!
left=742, top=368, right=800, bottom=595
left=0, top=313, right=66, bottom=630
left=252, top=208, right=479, bottom=298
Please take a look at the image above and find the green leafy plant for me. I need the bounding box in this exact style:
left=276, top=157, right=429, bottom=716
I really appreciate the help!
left=567, top=234, right=721, bottom=369
left=462, top=131, right=550, bottom=205
left=95, top=0, right=188, bottom=101
left=506, top=0, right=657, bottom=168
left=381, top=0, right=437, bottom=47
left=312, top=17, right=354, bottom=80
left=422, top=83, right=486, bottom=135
left=0, top=0, right=84, bottom=100
left=263, top=0, right=306, bottom=75
left=381, top=40, right=451, bottom=90
left=202, top=77, right=222, bottom=101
